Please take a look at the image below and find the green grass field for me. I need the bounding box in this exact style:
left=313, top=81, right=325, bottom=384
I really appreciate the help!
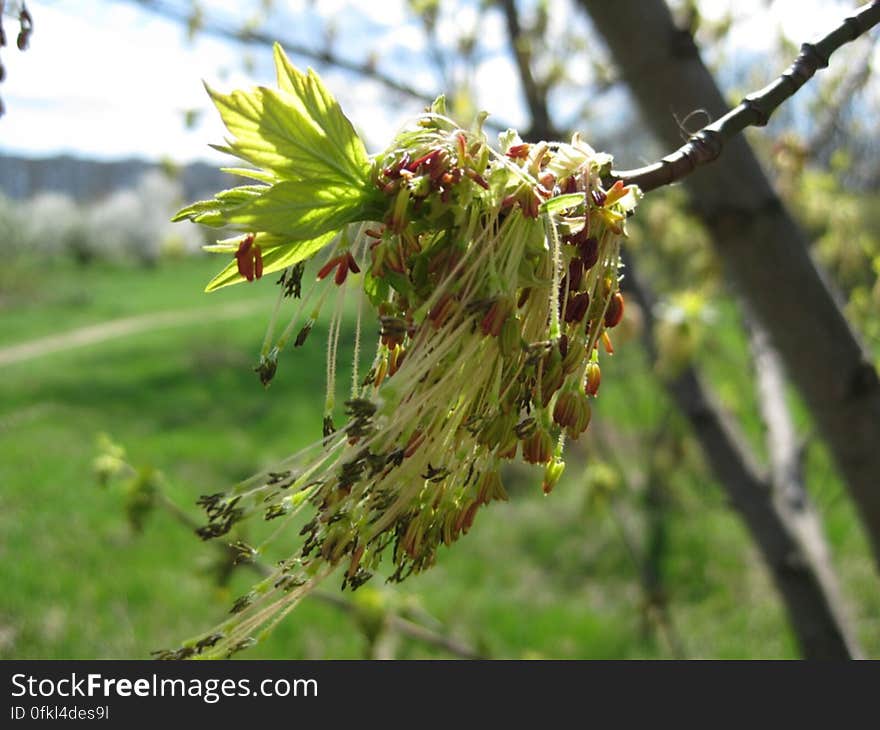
left=2, top=255, right=877, bottom=659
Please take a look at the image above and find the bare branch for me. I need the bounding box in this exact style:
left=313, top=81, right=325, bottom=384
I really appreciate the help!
left=121, top=0, right=435, bottom=103
left=621, top=252, right=863, bottom=659
left=498, top=0, right=558, bottom=141
left=584, top=0, right=880, bottom=573
left=749, top=322, right=806, bottom=510
left=611, top=1, right=880, bottom=192
left=807, top=39, right=874, bottom=160
left=748, top=320, right=862, bottom=657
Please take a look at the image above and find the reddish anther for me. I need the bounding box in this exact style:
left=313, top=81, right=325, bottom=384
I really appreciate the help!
left=565, top=291, right=591, bottom=324
left=406, top=149, right=442, bottom=172
left=318, top=252, right=360, bottom=285
left=507, top=143, right=530, bottom=160
left=568, top=258, right=585, bottom=291
left=604, top=292, right=625, bottom=328
left=465, top=169, right=490, bottom=189
left=235, top=234, right=258, bottom=282
left=457, top=133, right=468, bottom=160
left=579, top=236, right=599, bottom=270
left=334, top=260, right=349, bottom=285
left=317, top=256, right=342, bottom=281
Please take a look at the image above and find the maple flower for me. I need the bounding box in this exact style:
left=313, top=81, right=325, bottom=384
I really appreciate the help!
left=167, top=46, right=640, bottom=659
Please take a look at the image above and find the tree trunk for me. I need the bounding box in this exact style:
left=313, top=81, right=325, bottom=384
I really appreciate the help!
left=623, top=254, right=862, bottom=659
left=580, top=0, right=880, bottom=571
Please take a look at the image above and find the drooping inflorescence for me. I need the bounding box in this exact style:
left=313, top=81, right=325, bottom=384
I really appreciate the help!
left=165, top=44, right=639, bottom=659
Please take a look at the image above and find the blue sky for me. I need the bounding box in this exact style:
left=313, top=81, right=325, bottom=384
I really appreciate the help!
left=0, top=0, right=870, bottom=163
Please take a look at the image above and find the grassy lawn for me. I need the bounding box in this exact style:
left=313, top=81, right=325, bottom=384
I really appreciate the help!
left=1, top=256, right=877, bottom=659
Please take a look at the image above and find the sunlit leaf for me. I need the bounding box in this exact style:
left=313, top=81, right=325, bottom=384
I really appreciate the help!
left=204, top=230, right=337, bottom=292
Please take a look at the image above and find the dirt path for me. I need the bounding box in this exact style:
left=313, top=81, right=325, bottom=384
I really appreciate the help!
left=0, top=301, right=261, bottom=367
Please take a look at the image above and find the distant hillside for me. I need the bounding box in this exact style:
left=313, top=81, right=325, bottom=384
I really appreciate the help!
left=0, top=153, right=233, bottom=203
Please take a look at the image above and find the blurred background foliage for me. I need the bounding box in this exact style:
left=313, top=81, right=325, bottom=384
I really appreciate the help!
left=1, top=0, right=878, bottom=658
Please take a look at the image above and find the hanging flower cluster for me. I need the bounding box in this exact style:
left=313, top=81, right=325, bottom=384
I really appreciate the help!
left=164, top=44, right=639, bottom=659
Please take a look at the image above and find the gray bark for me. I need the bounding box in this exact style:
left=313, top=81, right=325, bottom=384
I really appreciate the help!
left=623, top=254, right=862, bottom=659
left=580, top=0, right=880, bottom=570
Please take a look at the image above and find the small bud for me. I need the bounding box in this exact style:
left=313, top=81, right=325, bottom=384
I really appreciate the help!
left=568, top=397, right=592, bottom=439
left=553, top=391, right=579, bottom=429
left=542, top=458, right=565, bottom=494
left=585, top=361, right=601, bottom=397
left=522, top=427, right=553, bottom=465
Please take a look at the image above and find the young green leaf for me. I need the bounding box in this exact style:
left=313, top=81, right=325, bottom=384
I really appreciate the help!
left=193, top=179, right=378, bottom=240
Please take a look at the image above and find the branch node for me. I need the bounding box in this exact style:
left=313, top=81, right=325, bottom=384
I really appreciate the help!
left=798, top=42, right=830, bottom=73
left=741, top=95, right=771, bottom=127
left=689, top=128, right=723, bottom=163
left=843, top=14, right=866, bottom=39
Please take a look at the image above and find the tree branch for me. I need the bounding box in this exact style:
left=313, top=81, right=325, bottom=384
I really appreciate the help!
left=610, top=1, right=880, bottom=192
left=498, top=0, right=558, bottom=141
left=807, top=39, right=874, bottom=161
left=748, top=320, right=862, bottom=657
left=583, top=0, right=880, bottom=574
left=122, top=0, right=435, bottom=103
left=621, top=252, right=863, bottom=659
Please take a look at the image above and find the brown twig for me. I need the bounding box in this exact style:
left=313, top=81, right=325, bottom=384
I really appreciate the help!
left=122, top=0, right=434, bottom=103
left=498, top=0, right=558, bottom=141
left=620, top=251, right=862, bottom=659
left=610, top=1, right=880, bottom=192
